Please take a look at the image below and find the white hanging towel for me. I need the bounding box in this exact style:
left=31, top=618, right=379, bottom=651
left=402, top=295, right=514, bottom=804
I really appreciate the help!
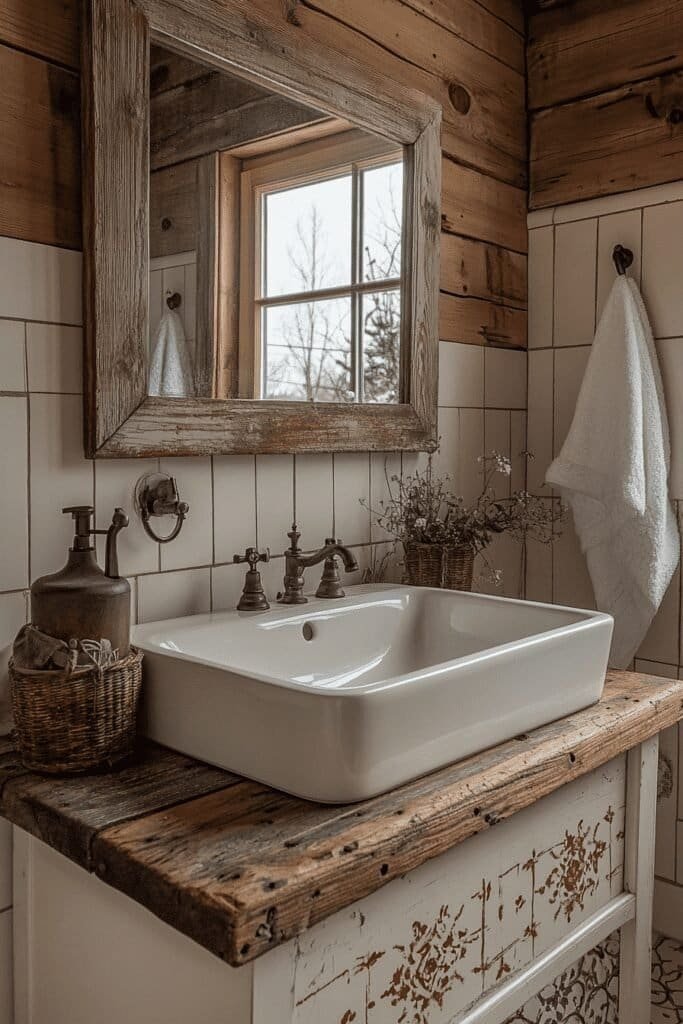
left=148, top=307, right=195, bottom=398
left=546, top=275, right=679, bottom=668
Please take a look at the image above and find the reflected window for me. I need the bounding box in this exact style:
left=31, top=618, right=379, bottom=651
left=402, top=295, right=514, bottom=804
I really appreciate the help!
left=242, top=134, right=403, bottom=403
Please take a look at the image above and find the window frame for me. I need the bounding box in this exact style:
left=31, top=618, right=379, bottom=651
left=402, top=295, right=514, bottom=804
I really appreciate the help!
left=239, top=130, right=404, bottom=402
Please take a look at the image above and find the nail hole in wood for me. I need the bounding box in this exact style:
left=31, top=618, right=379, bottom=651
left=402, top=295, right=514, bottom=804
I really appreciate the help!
left=569, top=752, right=576, bottom=763
left=380, top=863, right=389, bottom=876
left=240, top=944, right=250, bottom=957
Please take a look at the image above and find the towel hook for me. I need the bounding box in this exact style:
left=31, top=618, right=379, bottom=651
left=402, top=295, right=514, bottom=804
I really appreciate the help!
left=166, top=291, right=182, bottom=310
left=612, top=244, right=634, bottom=277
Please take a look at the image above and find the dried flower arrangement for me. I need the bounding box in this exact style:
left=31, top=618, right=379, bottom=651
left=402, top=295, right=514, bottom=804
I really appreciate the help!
left=364, top=451, right=565, bottom=591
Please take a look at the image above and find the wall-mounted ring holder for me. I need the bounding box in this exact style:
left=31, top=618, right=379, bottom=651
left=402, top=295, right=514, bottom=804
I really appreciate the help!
left=135, top=472, right=189, bottom=544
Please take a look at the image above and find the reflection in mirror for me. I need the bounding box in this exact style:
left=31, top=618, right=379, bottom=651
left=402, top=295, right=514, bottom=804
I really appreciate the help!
left=148, top=44, right=405, bottom=405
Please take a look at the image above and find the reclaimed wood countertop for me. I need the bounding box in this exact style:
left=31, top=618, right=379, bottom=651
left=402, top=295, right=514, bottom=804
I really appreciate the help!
left=1, top=669, right=682, bottom=967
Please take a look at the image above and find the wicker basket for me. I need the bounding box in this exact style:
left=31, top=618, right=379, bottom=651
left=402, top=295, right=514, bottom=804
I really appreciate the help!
left=404, top=542, right=475, bottom=591
left=9, top=646, right=143, bottom=774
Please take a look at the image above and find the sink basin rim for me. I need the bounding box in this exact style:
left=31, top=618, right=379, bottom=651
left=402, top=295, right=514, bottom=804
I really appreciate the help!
left=132, top=585, right=613, bottom=698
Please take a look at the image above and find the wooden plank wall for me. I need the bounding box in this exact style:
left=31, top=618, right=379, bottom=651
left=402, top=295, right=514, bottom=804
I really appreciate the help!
left=528, top=0, right=683, bottom=209
left=0, top=0, right=527, bottom=349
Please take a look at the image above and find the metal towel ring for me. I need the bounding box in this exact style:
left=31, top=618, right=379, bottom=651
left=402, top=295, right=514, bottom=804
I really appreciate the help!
left=134, top=473, right=189, bottom=544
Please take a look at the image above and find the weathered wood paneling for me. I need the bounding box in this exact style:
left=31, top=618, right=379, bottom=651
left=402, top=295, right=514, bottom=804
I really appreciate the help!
left=0, top=0, right=80, bottom=68
left=0, top=46, right=81, bottom=249
left=440, top=291, right=526, bottom=347
left=531, top=69, right=683, bottom=208
left=528, top=0, right=683, bottom=208
left=440, top=232, right=527, bottom=306
left=1, top=0, right=527, bottom=353
left=528, top=0, right=683, bottom=111
left=0, top=670, right=680, bottom=967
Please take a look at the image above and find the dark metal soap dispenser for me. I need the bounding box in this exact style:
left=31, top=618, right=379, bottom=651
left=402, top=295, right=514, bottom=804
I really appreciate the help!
left=30, top=506, right=131, bottom=658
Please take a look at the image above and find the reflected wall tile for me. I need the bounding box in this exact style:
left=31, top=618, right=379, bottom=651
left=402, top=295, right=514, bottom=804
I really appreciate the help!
left=29, top=394, right=93, bottom=581
left=333, top=453, right=370, bottom=546
left=213, top=455, right=257, bottom=563
left=527, top=349, right=554, bottom=494
left=0, top=397, right=28, bottom=591
left=159, top=457, right=213, bottom=571
left=0, top=320, right=26, bottom=392
left=554, top=219, right=597, bottom=347
left=137, top=567, right=211, bottom=623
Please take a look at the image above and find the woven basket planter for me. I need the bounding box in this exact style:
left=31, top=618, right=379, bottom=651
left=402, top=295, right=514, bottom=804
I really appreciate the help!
left=9, top=646, right=143, bottom=774
left=404, top=543, right=475, bottom=591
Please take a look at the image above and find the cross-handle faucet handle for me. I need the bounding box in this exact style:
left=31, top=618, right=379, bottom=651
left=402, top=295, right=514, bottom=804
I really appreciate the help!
left=233, top=546, right=270, bottom=571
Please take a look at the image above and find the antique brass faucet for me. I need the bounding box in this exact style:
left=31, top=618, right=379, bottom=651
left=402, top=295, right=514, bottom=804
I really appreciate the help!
left=278, top=524, right=359, bottom=604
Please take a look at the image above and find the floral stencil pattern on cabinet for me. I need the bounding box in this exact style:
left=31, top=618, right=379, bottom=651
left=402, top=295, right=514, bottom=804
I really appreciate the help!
left=290, top=761, right=626, bottom=1024
left=652, top=934, right=683, bottom=1023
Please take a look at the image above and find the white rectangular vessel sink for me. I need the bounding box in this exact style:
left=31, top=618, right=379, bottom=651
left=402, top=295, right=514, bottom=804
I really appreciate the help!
left=133, top=584, right=613, bottom=803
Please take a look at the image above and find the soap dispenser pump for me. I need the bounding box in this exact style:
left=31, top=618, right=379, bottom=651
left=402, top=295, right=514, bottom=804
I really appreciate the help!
left=30, top=506, right=131, bottom=658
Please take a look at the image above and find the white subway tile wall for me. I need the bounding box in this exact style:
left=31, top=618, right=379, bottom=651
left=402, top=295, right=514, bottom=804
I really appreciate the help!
left=0, top=237, right=529, bottom=1017
left=527, top=182, right=683, bottom=935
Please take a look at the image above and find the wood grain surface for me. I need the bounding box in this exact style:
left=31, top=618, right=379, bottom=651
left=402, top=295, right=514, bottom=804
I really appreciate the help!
left=1, top=670, right=681, bottom=967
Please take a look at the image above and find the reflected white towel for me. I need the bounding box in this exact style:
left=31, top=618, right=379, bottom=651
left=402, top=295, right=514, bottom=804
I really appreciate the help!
left=148, top=308, right=195, bottom=398
left=546, top=276, right=679, bottom=668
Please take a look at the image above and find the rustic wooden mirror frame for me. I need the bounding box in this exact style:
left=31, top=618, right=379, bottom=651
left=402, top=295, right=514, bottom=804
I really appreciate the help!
left=82, top=0, right=441, bottom=458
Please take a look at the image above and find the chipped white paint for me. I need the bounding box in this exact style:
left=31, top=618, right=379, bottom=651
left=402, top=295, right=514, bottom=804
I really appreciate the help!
left=15, top=749, right=662, bottom=1024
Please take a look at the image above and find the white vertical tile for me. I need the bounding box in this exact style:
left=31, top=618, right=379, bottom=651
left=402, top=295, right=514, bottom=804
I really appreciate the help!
left=95, top=459, right=159, bottom=577
left=525, top=526, right=553, bottom=603
left=0, top=820, right=11, bottom=910
left=256, top=455, right=293, bottom=553
left=159, top=458, right=213, bottom=571
left=552, top=510, right=595, bottom=610
left=333, top=453, right=370, bottom=546
left=29, top=394, right=93, bottom=581
left=477, top=532, right=524, bottom=599
left=213, top=455, right=257, bottom=563
left=553, top=346, right=590, bottom=457
left=0, top=909, right=12, bottom=1024
left=294, top=454, right=334, bottom=545
left=433, top=407, right=460, bottom=486
left=183, top=261, right=197, bottom=344
left=211, top=562, right=246, bottom=613
left=26, top=323, right=82, bottom=394
left=0, top=238, right=81, bottom=324
left=554, top=219, right=597, bottom=348
left=437, top=341, right=484, bottom=407
left=484, top=410, right=511, bottom=499
left=137, top=567, right=211, bottom=623
left=656, top=338, right=683, bottom=498
left=458, top=409, right=485, bottom=503
left=149, top=269, right=163, bottom=350
left=596, top=209, right=642, bottom=323
left=527, top=349, right=554, bottom=494
left=0, top=320, right=26, bottom=392
left=637, top=564, right=680, bottom=666
left=528, top=226, right=554, bottom=349
left=0, top=591, right=27, bottom=735
left=484, top=348, right=526, bottom=409
left=370, top=453, right=401, bottom=543
left=510, top=411, right=527, bottom=493
left=0, top=397, right=28, bottom=591
left=643, top=201, right=683, bottom=338
left=259, top=554, right=287, bottom=602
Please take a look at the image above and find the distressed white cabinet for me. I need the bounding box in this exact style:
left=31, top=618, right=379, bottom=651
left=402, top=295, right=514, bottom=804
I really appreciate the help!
left=11, top=741, right=657, bottom=1024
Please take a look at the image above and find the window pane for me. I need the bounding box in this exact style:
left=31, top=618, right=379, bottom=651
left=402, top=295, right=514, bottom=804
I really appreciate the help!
left=263, top=297, right=353, bottom=402
left=362, top=161, right=403, bottom=283
left=264, top=176, right=352, bottom=298
left=362, top=289, right=401, bottom=404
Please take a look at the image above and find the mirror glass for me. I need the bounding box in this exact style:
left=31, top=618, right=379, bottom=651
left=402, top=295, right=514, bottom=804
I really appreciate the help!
left=148, top=44, right=406, bottom=405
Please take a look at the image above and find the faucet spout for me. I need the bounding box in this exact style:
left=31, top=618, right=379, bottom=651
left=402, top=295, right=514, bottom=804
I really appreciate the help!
left=278, top=526, right=359, bottom=604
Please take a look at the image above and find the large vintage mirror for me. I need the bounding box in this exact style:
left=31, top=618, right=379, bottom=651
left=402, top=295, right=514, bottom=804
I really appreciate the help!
left=83, top=0, right=440, bottom=457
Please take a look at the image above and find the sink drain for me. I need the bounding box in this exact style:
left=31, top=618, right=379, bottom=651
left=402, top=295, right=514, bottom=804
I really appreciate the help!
left=302, top=622, right=314, bottom=642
